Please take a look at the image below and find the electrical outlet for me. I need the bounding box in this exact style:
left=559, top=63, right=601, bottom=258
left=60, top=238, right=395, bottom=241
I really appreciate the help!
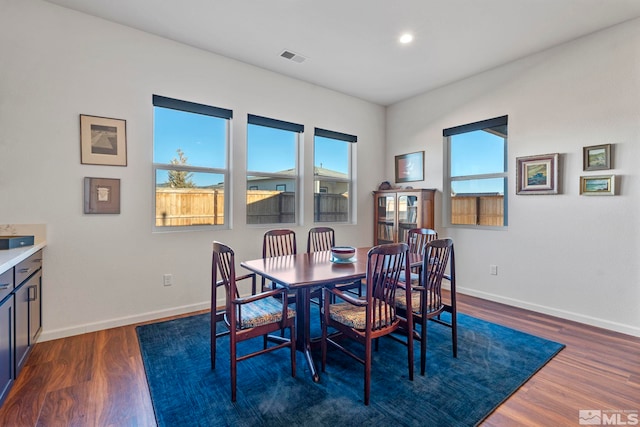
left=489, top=265, right=498, bottom=275
left=163, top=274, right=173, bottom=286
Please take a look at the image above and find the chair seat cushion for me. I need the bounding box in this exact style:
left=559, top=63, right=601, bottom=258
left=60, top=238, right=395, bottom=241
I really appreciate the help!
left=408, top=272, right=420, bottom=285
left=394, top=291, right=422, bottom=315
left=238, top=297, right=295, bottom=329
left=328, top=300, right=395, bottom=330
left=395, top=290, right=443, bottom=316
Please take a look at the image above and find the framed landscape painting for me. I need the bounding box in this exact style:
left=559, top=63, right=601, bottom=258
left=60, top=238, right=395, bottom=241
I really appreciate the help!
left=516, top=153, right=559, bottom=195
left=580, top=175, right=615, bottom=196
left=583, top=144, right=611, bottom=171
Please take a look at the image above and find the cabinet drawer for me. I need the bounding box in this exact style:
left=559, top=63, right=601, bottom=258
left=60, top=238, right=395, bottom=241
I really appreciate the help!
left=0, top=269, right=12, bottom=302
left=15, top=250, right=42, bottom=285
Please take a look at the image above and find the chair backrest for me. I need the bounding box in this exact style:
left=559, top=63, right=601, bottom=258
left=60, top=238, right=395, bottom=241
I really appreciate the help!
left=307, top=227, right=335, bottom=253
left=422, top=238, right=454, bottom=312
left=407, top=228, right=438, bottom=255
left=212, top=241, right=240, bottom=328
left=262, top=229, right=297, bottom=258
left=366, top=243, right=410, bottom=330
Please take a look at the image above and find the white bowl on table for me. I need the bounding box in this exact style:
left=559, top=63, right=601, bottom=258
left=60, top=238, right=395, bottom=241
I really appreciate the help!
left=331, top=246, right=356, bottom=261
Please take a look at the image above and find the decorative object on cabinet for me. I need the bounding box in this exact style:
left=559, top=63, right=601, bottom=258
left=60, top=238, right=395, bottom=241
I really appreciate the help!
left=0, top=235, right=34, bottom=250
left=378, top=181, right=392, bottom=190
left=395, top=151, right=424, bottom=183
left=516, top=153, right=559, bottom=195
left=373, top=188, right=435, bottom=245
left=80, top=114, right=127, bottom=166
left=583, top=144, right=611, bottom=171
left=580, top=175, right=615, bottom=196
left=84, top=177, right=121, bottom=214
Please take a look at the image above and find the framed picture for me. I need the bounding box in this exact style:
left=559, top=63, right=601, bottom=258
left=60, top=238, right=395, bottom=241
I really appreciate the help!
left=80, top=114, right=127, bottom=166
left=395, top=151, right=424, bottom=183
left=84, top=177, right=121, bottom=214
left=516, top=153, right=559, bottom=195
left=583, top=144, right=611, bottom=171
left=580, top=175, right=615, bottom=196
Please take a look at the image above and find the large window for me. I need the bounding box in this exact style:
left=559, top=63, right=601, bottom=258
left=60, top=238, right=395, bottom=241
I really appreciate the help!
left=444, top=116, right=508, bottom=227
left=153, top=95, right=231, bottom=229
left=246, top=114, right=303, bottom=224
left=313, top=128, right=356, bottom=223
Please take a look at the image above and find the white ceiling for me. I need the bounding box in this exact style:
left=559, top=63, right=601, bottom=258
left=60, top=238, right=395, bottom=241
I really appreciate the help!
left=44, top=0, right=640, bottom=106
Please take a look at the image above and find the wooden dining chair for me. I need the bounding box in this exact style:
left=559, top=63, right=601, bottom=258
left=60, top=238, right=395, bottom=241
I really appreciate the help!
left=395, top=238, right=456, bottom=376
left=321, top=243, right=413, bottom=405
left=211, top=241, right=296, bottom=402
left=406, top=228, right=438, bottom=286
left=262, top=229, right=297, bottom=301
left=307, top=227, right=362, bottom=299
left=407, top=228, right=438, bottom=256
left=306, top=226, right=335, bottom=253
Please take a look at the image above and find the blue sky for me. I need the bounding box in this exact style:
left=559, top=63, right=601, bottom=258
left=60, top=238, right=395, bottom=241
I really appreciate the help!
left=155, top=106, right=504, bottom=192
left=450, top=130, right=506, bottom=195
left=155, top=107, right=349, bottom=185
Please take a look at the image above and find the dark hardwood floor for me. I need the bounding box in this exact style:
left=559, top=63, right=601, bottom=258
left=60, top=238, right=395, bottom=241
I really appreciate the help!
left=0, top=293, right=638, bottom=426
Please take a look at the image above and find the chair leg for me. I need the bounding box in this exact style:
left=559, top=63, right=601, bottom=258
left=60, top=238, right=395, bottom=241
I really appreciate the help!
left=230, top=339, right=237, bottom=402
left=290, top=323, right=297, bottom=377
left=321, top=290, right=328, bottom=372
left=452, top=311, right=458, bottom=358
left=420, top=317, right=427, bottom=376
left=211, top=321, right=216, bottom=370
left=364, top=338, right=372, bottom=406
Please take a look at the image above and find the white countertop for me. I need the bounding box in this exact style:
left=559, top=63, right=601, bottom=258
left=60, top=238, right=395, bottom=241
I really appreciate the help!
left=0, top=241, right=47, bottom=273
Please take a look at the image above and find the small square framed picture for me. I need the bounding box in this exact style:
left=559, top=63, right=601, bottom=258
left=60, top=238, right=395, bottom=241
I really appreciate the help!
left=580, top=175, right=615, bottom=196
left=84, top=177, right=121, bottom=214
left=80, top=114, right=127, bottom=166
left=583, top=144, right=611, bottom=171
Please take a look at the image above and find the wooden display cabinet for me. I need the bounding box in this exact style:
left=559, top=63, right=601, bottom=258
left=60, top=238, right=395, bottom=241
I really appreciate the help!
left=373, top=189, right=435, bottom=245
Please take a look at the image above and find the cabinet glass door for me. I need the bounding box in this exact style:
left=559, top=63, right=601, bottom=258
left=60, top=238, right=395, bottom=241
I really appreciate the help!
left=376, top=195, right=395, bottom=244
left=397, top=194, right=419, bottom=244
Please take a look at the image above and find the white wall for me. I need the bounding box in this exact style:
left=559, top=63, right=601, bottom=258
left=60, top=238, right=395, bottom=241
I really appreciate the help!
left=387, top=19, right=640, bottom=336
left=3, top=1, right=638, bottom=340
left=0, top=0, right=385, bottom=340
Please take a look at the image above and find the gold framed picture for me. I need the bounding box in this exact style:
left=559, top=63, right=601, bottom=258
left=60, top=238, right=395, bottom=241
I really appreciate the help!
left=80, top=114, right=127, bottom=166
left=580, top=175, right=615, bottom=196
left=84, top=177, right=121, bottom=214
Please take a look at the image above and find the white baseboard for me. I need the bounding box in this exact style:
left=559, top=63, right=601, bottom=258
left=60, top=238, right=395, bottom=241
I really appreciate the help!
left=37, top=288, right=640, bottom=342
left=38, top=301, right=211, bottom=342
left=459, top=287, right=640, bottom=338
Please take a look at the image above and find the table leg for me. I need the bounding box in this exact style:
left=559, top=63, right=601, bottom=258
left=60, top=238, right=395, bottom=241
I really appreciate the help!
left=296, top=287, right=320, bottom=382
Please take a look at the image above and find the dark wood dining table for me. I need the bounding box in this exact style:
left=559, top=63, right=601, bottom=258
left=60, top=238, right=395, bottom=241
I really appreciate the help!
left=240, top=247, right=424, bottom=382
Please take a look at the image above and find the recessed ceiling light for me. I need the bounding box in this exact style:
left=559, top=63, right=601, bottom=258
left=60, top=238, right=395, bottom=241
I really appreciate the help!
left=399, top=33, right=414, bottom=44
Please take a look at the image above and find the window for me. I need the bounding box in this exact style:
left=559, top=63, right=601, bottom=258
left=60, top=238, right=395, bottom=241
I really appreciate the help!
left=246, top=114, right=303, bottom=224
left=153, top=95, right=231, bottom=229
left=444, top=116, right=508, bottom=227
left=313, top=128, right=355, bottom=223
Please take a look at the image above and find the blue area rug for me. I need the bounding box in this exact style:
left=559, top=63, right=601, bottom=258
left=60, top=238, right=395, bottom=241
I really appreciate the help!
left=137, top=311, right=564, bottom=426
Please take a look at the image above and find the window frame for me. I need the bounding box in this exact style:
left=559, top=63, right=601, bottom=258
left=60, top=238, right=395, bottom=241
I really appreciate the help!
left=313, top=128, right=356, bottom=224
left=152, top=95, right=232, bottom=232
left=246, top=114, right=303, bottom=225
left=443, top=115, right=508, bottom=229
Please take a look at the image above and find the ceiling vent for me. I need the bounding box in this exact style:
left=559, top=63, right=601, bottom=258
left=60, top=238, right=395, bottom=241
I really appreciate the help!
left=280, top=50, right=307, bottom=63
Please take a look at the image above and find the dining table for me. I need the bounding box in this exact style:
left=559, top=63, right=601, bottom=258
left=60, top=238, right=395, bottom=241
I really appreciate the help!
left=240, top=247, right=426, bottom=382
